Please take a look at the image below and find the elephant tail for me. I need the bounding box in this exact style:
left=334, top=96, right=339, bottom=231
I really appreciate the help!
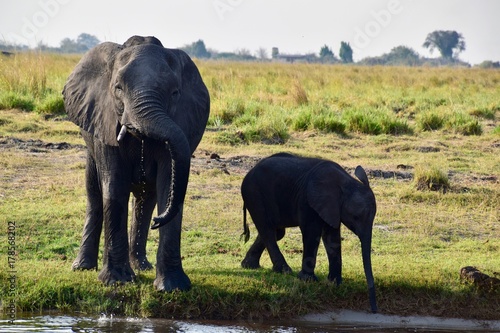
left=240, top=203, right=250, bottom=243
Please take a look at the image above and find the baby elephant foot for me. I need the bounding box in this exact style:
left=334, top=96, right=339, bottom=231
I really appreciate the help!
left=273, top=263, right=293, bottom=274
left=130, top=255, right=154, bottom=271
left=328, top=272, right=342, bottom=286
left=298, top=270, right=319, bottom=282
left=241, top=257, right=260, bottom=269
left=98, top=264, right=136, bottom=285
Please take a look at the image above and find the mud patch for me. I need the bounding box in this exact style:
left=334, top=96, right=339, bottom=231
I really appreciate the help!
left=0, top=137, right=85, bottom=152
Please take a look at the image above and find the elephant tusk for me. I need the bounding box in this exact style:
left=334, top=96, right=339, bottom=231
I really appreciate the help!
left=117, top=125, right=128, bottom=142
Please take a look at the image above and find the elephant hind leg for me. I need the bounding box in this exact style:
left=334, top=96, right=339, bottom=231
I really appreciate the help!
left=241, top=234, right=265, bottom=269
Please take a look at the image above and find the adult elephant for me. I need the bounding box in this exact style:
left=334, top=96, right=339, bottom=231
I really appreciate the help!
left=240, top=153, right=377, bottom=313
left=63, top=36, right=210, bottom=291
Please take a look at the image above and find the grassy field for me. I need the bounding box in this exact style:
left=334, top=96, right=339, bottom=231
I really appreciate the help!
left=0, top=53, right=499, bottom=321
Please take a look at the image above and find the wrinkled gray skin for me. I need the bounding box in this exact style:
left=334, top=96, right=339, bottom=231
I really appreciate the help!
left=63, top=36, right=209, bottom=291
left=240, top=152, right=377, bottom=313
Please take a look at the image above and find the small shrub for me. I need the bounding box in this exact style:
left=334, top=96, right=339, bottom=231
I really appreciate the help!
left=414, top=166, right=450, bottom=192
left=416, top=111, right=444, bottom=131
left=292, top=111, right=312, bottom=131
left=244, top=113, right=290, bottom=144
left=290, top=81, right=308, bottom=106
left=381, top=117, right=413, bottom=135
left=220, top=99, right=245, bottom=123
left=468, top=106, right=497, bottom=120
left=446, top=113, right=482, bottom=136
left=215, top=131, right=245, bottom=145
left=493, top=126, right=500, bottom=135
left=312, top=114, right=346, bottom=134
left=208, top=116, right=224, bottom=128
left=36, top=95, right=65, bottom=115
left=343, top=109, right=382, bottom=135
left=0, top=92, right=35, bottom=111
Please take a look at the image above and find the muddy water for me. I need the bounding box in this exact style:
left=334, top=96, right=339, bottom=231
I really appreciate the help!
left=1, top=312, right=499, bottom=333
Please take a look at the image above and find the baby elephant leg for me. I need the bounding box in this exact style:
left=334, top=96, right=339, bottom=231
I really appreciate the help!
left=241, top=234, right=266, bottom=269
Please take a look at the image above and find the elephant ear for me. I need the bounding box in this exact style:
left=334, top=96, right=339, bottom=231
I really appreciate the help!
left=63, top=42, right=123, bottom=146
left=355, top=165, right=370, bottom=187
left=306, top=162, right=342, bottom=229
left=163, top=49, right=210, bottom=152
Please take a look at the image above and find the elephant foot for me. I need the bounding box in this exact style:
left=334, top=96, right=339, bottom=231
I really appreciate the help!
left=273, top=263, right=293, bottom=274
left=298, top=270, right=318, bottom=282
left=154, top=267, right=191, bottom=292
left=130, top=255, right=154, bottom=271
left=98, top=263, right=136, bottom=285
left=241, top=257, right=260, bottom=269
left=328, top=273, right=342, bottom=286
left=72, top=254, right=98, bottom=271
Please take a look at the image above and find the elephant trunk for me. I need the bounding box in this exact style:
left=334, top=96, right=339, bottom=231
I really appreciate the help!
left=360, top=234, right=377, bottom=313
left=121, top=102, right=191, bottom=230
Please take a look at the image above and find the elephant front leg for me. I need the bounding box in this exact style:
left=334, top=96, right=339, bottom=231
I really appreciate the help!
left=298, top=221, right=322, bottom=282
left=322, top=225, right=342, bottom=285
left=129, top=192, right=156, bottom=271
left=73, top=153, right=103, bottom=271
left=154, top=206, right=191, bottom=292
left=98, top=190, right=136, bottom=285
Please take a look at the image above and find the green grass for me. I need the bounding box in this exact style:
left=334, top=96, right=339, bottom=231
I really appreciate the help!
left=0, top=56, right=499, bottom=321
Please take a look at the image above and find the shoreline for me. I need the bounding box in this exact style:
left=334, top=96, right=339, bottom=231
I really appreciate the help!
left=299, top=310, right=500, bottom=331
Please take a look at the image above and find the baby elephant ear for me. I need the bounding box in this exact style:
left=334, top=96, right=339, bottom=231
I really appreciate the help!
left=62, top=42, right=122, bottom=146
left=355, top=166, right=370, bottom=187
left=306, top=163, right=341, bottom=229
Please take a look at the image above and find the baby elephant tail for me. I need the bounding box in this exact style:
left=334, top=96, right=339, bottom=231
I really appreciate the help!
left=240, top=203, right=250, bottom=243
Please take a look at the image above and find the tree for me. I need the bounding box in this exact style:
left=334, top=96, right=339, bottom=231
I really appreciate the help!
left=256, top=47, right=268, bottom=60
left=181, top=40, right=211, bottom=58
left=386, top=46, right=420, bottom=66
left=319, top=45, right=337, bottom=63
left=59, top=33, right=100, bottom=53
left=423, top=30, right=465, bottom=59
left=339, top=41, right=353, bottom=63
left=76, top=33, right=100, bottom=50
left=319, top=45, right=334, bottom=58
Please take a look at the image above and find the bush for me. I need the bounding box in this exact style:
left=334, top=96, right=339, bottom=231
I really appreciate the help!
left=343, top=109, right=382, bottom=135
left=468, top=105, right=498, bottom=120
left=416, top=111, right=444, bottom=131
left=0, top=92, right=35, bottom=111
left=244, top=112, right=290, bottom=144
left=381, top=117, right=413, bottom=135
left=292, top=111, right=312, bottom=131
left=220, top=99, right=245, bottom=124
left=446, top=113, right=482, bottom=135
left=36, top=94, right=65, bottom=115
left=290, top=81, right=308, bottom=106
left=414, top=166, right=450, bottom=192
left=312, top=114, right=346, bottom=134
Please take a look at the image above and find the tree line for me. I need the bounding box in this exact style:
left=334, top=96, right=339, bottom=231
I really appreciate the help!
left=1, top=31, right=498, bottom=68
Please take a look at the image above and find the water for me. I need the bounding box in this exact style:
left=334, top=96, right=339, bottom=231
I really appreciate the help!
left=1, top=312, right=499, bottom=333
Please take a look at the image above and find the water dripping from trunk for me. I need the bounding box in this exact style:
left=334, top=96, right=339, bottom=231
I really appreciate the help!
left=136, top=140, right=147, bottom=252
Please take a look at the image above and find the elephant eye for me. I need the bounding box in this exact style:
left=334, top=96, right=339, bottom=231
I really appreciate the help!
left=172, top=89, right=180, bottom=98
left=114, top=84, right=124, bottom=96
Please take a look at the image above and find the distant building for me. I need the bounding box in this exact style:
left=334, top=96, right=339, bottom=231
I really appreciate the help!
left=271, top=47, right=317, bottom=63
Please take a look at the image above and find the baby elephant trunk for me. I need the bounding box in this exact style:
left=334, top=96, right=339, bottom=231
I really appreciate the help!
left=361, top=234, right=377, bottom=313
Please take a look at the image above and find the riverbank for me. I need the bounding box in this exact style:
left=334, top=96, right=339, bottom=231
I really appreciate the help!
left=0, top=59, right=499, bottom=321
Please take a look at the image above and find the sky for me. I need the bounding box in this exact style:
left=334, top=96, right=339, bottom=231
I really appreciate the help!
left=1, top=0, right=499, bottom=64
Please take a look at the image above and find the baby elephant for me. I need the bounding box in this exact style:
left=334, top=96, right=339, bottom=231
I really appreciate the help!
left=240, top=152, right=377, bottom=313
